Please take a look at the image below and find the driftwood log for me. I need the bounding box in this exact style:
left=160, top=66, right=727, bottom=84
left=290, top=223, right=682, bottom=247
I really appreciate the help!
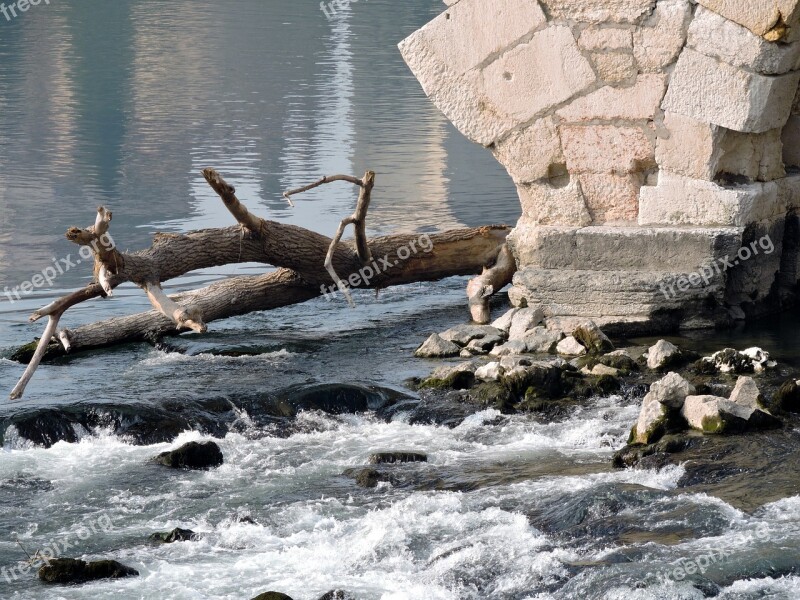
left=8, top=169, right=515, bottom=399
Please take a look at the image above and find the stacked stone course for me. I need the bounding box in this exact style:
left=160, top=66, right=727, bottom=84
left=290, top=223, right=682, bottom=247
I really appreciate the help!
left=401, top=0, right=800, bottom=332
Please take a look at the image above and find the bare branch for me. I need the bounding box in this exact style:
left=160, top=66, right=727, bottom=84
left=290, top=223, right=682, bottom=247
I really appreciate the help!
left=10, top=315, right=61, bottom=400
left=143, top=282, right=207, bottom=333
left=282, top=174, right=364, bottom=205
left=202, top=168, right=264, bottom=233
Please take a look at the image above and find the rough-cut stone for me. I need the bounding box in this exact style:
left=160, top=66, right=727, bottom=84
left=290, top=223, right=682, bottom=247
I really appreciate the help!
left=415, top=333, right=461, bottom=358
left=656, top=112, right=786, bottom=182
left=409, top=0, right=547, bottom=79
left=539, top=0, right=657, bottom=24
left=689, top=7, right=800, bottom=75
left=591, top=52, right=638, bottom=84
left=783, top=115, right=800, bottom=168
left=522, top=327, right=564, bottom=353
left=632, top=397, right=669, bottom=444
left=696, top=0, right=800, bottom=41
left=490, top=340, right=528, bottom=356
left=639, top=173, right=784, bottom=227
left=646, top=340, right=681, bottom=370
left=557, top=74, right=667, bottom=122
left=579, top=27, right=634, bottom=51
left=492, top=118, right=563, bottom=184
left=561, top=125, right=654, bottom=174
left=508, top=307, right=546, bottom=340
left=490, top=308, right=519, bottom=333
left=573, top=321, right=614, bottom=353
left=633, top=0, right=693, bottom=71
left=729, top=375, right=765, bottom=410
left=579, top=173, right=643, bottom=224
left=481, top=26, right=596, bottom=123
left=662, top=49, right=800, bottom=133
left=556, top=336, right=587, bottom=356
left=647, top=372, right=696, bottom=408
left=515, top=182, right=593, bottom=227
left=475, top=361, right=505, bottom=381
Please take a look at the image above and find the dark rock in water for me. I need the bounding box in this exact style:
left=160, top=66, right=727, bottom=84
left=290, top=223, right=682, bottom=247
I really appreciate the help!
left=318, top=591, right=356, bottom=600
left=251, top=593, right=294, bottom=600
left=154, top=441, right=223, bottom=470
left=39, top=558, right=138, bottom=584
left=773, top=379, right=800, bottom=413
left=149, top=528, right=198, bottom=543
left=612, top=434, right=700, bottom=469
left=343, top=467, right=390, bottom=488
left=369, top=452, right=427, bottom=464
left=276, top=384, right=397, bottom=417
left=10, top=410, right=83, bottom=447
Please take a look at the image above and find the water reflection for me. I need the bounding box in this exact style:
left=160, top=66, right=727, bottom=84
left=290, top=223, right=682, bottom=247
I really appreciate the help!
left=0, top=0, right=518, bottom=321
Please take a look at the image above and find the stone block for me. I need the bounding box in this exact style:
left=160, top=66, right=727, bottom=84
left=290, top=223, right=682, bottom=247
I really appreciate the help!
left=404, top=0, right=546, bottom=81
left=657, top=112, right=786, bottom=182
left=539, top=0, right=657, bottom=24
left=689, top=7, right=800, bottom=75
left=639, top=172, right=784, bottom=226
left=633, top=0, right=693, bottom=71
left=662, top=48, right=800, bottom=133
left=561, top=124, right=654, bottom=174
left=579, top=173, right=644, bottom=223
left=513, top=180, right=593, bottom=228
left=696, top=0, right=800, bottom=41
left=578, top=26, right=634, bottom=51
left=492, top=117, right=563, bottom=184
left=481, top=26, right=596, bottom=123
left=590, top=52, right=638, bottom=84
left=557, top=74, right=667, bottom=122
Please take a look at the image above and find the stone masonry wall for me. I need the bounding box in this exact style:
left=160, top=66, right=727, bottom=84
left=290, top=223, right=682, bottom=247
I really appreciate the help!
left=400, top=0, right=800, bottom=333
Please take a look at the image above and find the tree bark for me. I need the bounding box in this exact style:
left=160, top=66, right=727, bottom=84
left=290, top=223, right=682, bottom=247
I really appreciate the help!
left=8, top=170, right=515, bottom=397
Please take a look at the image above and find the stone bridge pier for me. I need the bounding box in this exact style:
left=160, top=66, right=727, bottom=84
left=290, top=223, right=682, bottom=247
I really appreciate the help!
left=400, top=0, right=800, bottom=333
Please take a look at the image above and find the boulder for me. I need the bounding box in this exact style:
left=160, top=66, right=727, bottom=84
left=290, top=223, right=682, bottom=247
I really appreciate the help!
left=415, top=334, right=461, bottom=358
left=595, top=350, right=639, bottom=374
left=631, top=397, right=669, bottom=444
left=475, top=362, right=505, bottom=382
left=647, top=372, right=696, bottom=409
left=153, top=441, right=224, bottom=470
left=251, top=593, right=295, bottom=600
left=439, top=324, right=506, bottom=346
left=508, top=307, right=546, bottom=340
left=729, top=376, right=765, bottom=411
left=419, top=361, right=478, bottom=390
left=572, top=321, right=614, bottom=354
left=522, top=327, right=564, bottom=353
left=490, top=308, right=519, bottom=333
left=465, top=334, right=505, bottom=354
left=369, top=452, right=428, bottom=464
left=149, top=528, right=198, bottom=543
left=741, top=347, right=777, bottom=372
left=646, top=340, right=681, bottom=370
left=681, top=395, right=781, bottom=434
left=489, top=340, right=528, bottom=357
left=39, top=558, right=138, bottom=584
left=773, top=379, right=800, bottom=412
left=556, top=336, right=587, bottom=356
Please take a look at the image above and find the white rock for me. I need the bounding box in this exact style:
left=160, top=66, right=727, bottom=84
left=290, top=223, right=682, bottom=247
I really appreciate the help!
left=508, top=307, right=546, bottom=341
left=557, top=336, right=587, bottom=356
left=492, top=117, right=563, bottom=184
left=415, top=334, right=461, bottom=358
left=696, top=0, right=800, bottom=40
left=681, top=394, right=777, bottom=433
left=579, top=173, right=643, bottom=224
left=662, top=48, right=800, bottom=133
left=490, top=340, right=528, bottom=357
left=729, top=375, right=764, bottom=410
left=540, top=0, right=657, bottom=23
left=557, top=74, right=667, bottom=122
left=522, top=327, right=564, bottom=353
left=646, top=371, right=696, bottom=408
left=515, top=183, right=593, bottom=227
left=561, top=124, right=654, bottom=174
left=475, top=361, right=505, bottom=381
left=490, top=308, right=519, bottom=333
left=632, top=397, right=669, bottom=444
left=646, top=339, right=680, bottom=369
left=592, top=364, right=620, bottom=376
left=579, top=26, right=634, bottom=51
left=591, top=52, right=638, bottom=84
left=633, top=0, right=692, bottom=72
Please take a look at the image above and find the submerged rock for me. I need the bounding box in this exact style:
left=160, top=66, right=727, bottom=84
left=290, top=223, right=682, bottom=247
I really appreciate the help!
left=369, top=452, right=428, bottom=464
left=572, top=321, right=613, bottom=354
left=149, top=528, right=198, bottom=543
left=318, top=591, right=356, bottom=600
left=646, top=340, right=681, bottom=370
left=39, top=558, right=138, bottom=584
left=153, top=441, right=224, bottom=470
left=343, top=467, right=389, bottom=488
left=556, top=336, right=586, bottom=356
left=251, top=593, right=295, bottom=600
left=414, top=334, right=460, bottom=358
left=773, top=379, right=800, bottom=413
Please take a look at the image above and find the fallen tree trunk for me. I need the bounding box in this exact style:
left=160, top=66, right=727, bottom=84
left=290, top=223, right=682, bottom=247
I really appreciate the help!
left=8, top=169, right=514, bottom=398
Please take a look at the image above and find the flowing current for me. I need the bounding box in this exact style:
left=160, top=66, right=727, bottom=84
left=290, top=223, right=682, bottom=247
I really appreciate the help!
left=1, top=1, right=800, bottom=599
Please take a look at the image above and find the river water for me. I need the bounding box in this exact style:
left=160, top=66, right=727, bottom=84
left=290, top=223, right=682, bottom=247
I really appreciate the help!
left=1, top=1, right=799, bottom=599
